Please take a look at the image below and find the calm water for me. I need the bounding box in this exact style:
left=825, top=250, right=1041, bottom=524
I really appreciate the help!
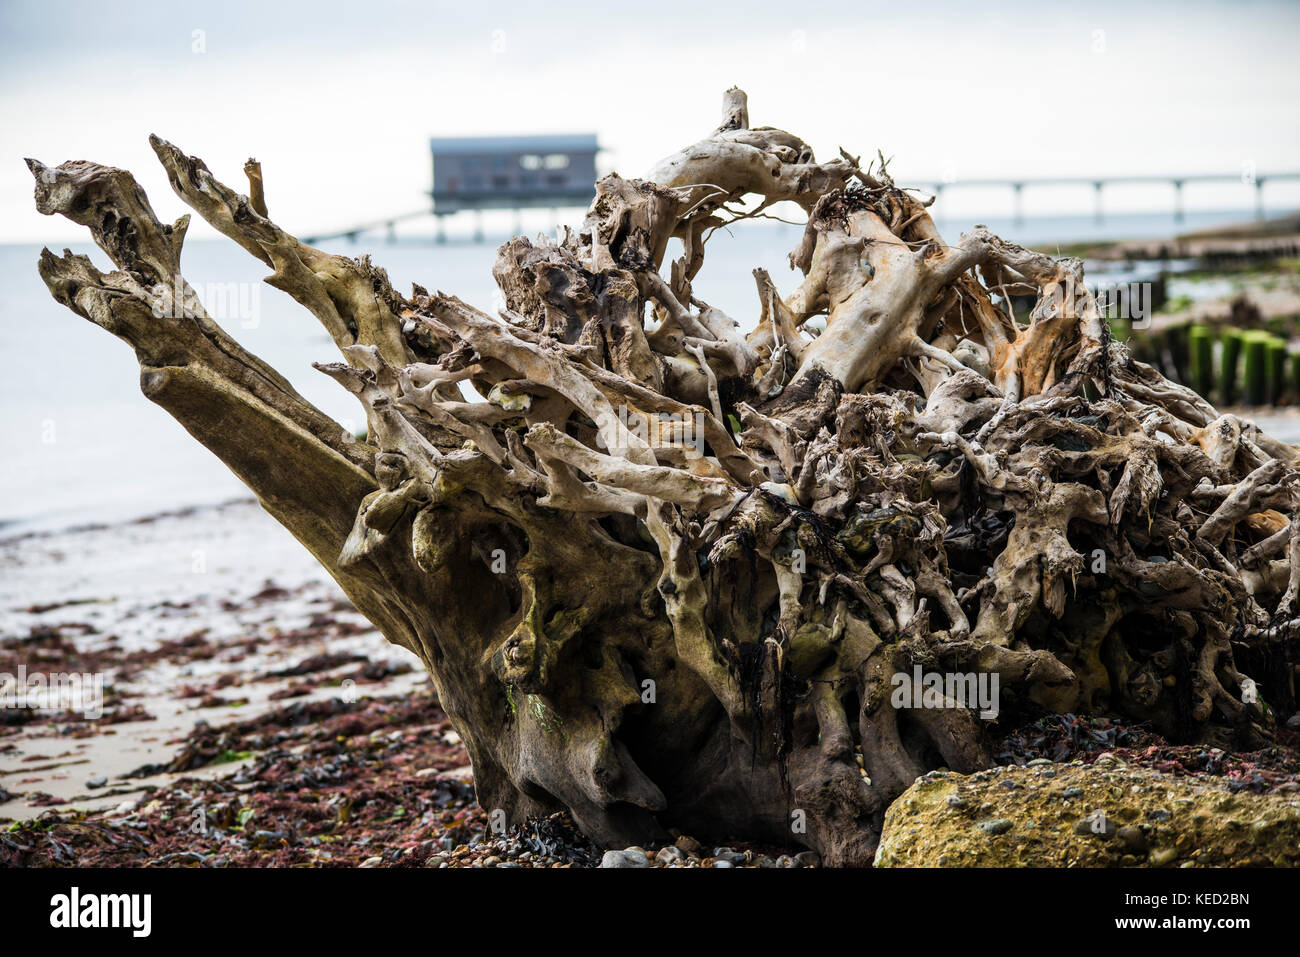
left=1, top=207, right=1292, bottom=534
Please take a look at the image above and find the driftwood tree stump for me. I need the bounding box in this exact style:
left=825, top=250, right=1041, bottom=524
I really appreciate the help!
left=28, top=90, right=1299, bottom=865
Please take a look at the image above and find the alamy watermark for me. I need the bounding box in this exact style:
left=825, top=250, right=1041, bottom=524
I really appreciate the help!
left=891, top=666, right=1000, bottom=720
left=150, top=279, right=262, bottom=329
left=1093, top=281, right=1154, bottom=328
left=1039, top=276, right=1153, bottom=329
left=0, top=665, right=104, bottom=719
left=50, top=887, right=151, bottom=937
left=596, top=404, right=706, bottom=457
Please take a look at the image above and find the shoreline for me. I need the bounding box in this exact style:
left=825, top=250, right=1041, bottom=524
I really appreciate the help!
left=0, top=499, right=425, bottom=822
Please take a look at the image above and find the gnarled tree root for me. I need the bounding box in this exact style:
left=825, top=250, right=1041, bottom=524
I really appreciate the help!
left=28, top=89, right=1299, bottom=866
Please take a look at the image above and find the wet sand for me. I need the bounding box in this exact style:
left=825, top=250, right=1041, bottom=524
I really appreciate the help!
left=0, top=499, right=425, bottom=821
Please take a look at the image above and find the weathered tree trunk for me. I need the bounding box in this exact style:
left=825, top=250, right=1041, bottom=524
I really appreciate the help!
left=28, top=90, right=1298, bottom=865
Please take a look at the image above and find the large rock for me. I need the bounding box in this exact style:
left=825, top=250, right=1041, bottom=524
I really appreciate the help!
left=874, top=760, right=1300, bottom=867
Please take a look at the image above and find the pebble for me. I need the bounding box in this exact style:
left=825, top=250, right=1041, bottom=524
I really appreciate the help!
left=976, top=818, right=1013, bottom=835
left=600, top=849, right=650, bottom=868
left=794, top=850, right=821, bottom=866
left=1064, top=785, right=1084, bottom=798
left=674, top=834, right=701, bottom=856
left=1150, top=847, right=1178, bottom=866
left=712, top=860, right=733, bottom=868
left=1117, top=825, right=1148, bottom=853
left=1026, top=758, right=1051, bottom=766
left=655, top=846, right=686, bottom=865
left=946, top=795, right=969, bottom=809
left=85, top=776, right=107, bottom=789
left=359, top=856, right=383, bottom=868
left=775, top=854, right=800, bottom=868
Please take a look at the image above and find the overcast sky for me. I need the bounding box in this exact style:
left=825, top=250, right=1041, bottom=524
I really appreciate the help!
left=2, top=0, right=1297, bottom=242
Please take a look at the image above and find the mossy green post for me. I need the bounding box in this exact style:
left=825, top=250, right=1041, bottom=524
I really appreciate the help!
left=1242, top=332, right=1269, bottom=407
left=1219, top=328, right=1242, bottom=405
left=1188, top=326, right=1213, bottom=399
left=1267, top=338, right=1289, bottom=406
left=1168, top=324, right=1190, bottom=384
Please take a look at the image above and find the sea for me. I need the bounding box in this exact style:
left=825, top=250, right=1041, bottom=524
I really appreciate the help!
left=2, top=207, right=1296, bottom=536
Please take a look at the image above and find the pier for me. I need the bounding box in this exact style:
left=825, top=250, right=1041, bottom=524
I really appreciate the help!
left=306, top=159, right=1300, bottom=244
left=914, top=172, right=1300, bottom=227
